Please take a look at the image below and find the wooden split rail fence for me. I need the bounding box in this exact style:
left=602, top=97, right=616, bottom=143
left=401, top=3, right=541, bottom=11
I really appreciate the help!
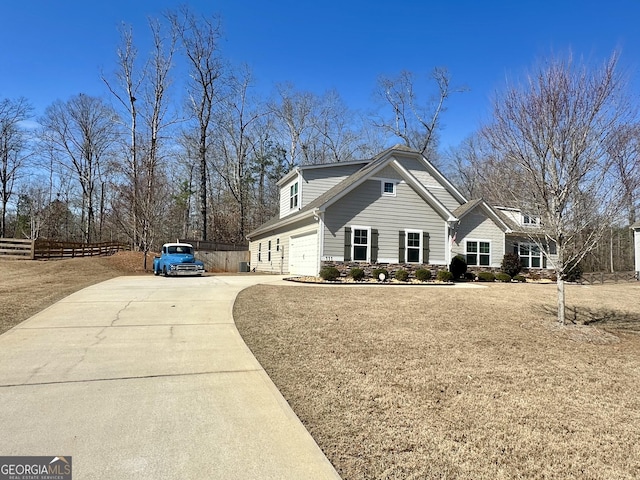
left=0, top=238, right=128, bottom=260
left=581, top=271, right=638, bottom=284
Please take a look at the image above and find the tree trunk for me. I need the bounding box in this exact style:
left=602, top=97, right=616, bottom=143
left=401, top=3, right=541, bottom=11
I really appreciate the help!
left=610, top=227, right=615, bottom=273
left=239, top=187, right=246, bottom=241
left=200, top=140, right=207, bottom=241
left=557, top=276, right=566, bottom=325
left=0, top=197, right=6, bottom=238
left=1, top=155, right=7, bottom=238
left=130, top=109, right=139, bottom=250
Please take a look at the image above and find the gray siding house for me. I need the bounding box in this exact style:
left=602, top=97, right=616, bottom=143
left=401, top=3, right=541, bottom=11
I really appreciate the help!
left=247, top=146, right=557, bottom=276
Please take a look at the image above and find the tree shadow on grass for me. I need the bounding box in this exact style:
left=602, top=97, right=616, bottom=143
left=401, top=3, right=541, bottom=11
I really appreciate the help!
left=539, top=305, right=640, bottom=333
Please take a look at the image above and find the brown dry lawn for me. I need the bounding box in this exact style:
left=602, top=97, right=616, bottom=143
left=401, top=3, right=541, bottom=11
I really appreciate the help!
left=3, top=257, right=640, bottom=479
left=0, top=252, right=152, bottom=335
left=234, top=282, right=640, bottom=480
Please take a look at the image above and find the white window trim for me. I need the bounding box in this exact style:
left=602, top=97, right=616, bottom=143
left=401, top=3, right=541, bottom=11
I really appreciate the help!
left=405, top=229, right=423, bottom=264
left=521, top=213, right=540, bottom=226
left=289, top=181, right=299, bottom=210
left=351, top=225, right=371, bottom=262
left=465, top=238, right=491, bottom=267
left=380, top=179, right=397, bottom=197
left=518, top=242, right=543, bottom=269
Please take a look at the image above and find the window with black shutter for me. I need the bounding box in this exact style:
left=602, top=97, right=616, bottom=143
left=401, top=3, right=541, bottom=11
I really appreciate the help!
left=344, top=227, right=352, bottom=261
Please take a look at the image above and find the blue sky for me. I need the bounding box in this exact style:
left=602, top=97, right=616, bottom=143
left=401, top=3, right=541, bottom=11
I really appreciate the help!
left=2, top=0, right=639, bottom=150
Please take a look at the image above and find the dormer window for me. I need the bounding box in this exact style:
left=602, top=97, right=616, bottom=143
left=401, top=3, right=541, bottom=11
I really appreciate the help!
left=522, top=214, right=539, bottom=226
left=290, top=182, right=299, bottom=209
left=381, top=180, right=396, bottom=196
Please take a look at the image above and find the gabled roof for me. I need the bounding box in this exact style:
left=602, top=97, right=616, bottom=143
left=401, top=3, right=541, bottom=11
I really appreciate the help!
left=308, top=146, right=413, bottom=212
left=247, top=146, right=459, bottom=239
left=414, top=153, right=468, bottom=206
left=453, top=199, right=484, bottom=219
left=493, top=207, right=546, bottom=236
left=631, top=221, right=640, bottom=230
left=389, top=159, right=457, bottom=222
left=276, top=158, right=370, bottom=187
left=453, top=199, right=512, bottom=233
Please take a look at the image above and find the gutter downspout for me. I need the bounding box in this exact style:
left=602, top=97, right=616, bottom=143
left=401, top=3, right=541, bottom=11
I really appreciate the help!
left=314, top=208, right=324, bottom=276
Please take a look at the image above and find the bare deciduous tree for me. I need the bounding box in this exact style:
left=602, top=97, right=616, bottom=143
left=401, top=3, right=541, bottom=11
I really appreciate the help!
left=169, top=6, right=223, bottom=241
left=214, top=65, right=268, bottom=240
left=0, top=97, right=32, bottom=237
left=481, top=52, right=632, bottom=325
left=604, top=123, right=640, bottom=272
left=104, top=19, right=177, bottom=263
left=103, top=23, right=144, bottom=247
left=306, top=89, right=376, bottom=164
left=249, top=127, right=286, bottom=225
left=605, top=123, right=640, bottom=226
left=443, top=133, right=489, bottom=199
left=270, top=83, right=317, bottom=170
left=39, top=94, right=119, bottom=243
left=373, top=68, right=464, bottom=162
left=138, top=18, right=177, bottom=263
left=270, top=85, right=381, bottom=168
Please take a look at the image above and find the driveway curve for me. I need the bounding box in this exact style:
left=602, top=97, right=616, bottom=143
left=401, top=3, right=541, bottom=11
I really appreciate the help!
left=0, top=275, right=341, bottom=480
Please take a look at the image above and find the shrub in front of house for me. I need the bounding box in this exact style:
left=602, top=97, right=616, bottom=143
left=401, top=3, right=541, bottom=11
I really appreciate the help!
left=372, top=268, right=390, bottom=281
left=501, top=253, right=522, bottom=277
left=495, top=272, right=512, bottom=282
left=449, top=254, right=467, bottom=279
left=415, top=268, right=432, bottom=281
left=349, top=267, right=365, bottom=281
left=562, top=260, right=583, bottom=282
left=477, top=271, right=496, bottom=282
left=394, top=269, right=409, bottom=282
left=319, top=266, right=340, bottom=281
left=513, top=274, right=526, bottom=282
left=437, top=270, right=454, bottom=282
left=464, top=271, right=475, bottom=281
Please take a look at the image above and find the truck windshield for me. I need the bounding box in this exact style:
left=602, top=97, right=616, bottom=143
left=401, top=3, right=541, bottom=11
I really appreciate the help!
left=168, top=246, right=193, bottom=255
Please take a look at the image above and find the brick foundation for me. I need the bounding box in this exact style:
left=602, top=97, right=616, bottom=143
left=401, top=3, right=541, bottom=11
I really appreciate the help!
left=320, top=261, right=557, bottom=280
left=321, top=261, right=445, bottom=278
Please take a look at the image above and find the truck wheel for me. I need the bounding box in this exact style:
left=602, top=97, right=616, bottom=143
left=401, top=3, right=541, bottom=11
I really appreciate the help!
left=153, top=268, right=159, bottom=276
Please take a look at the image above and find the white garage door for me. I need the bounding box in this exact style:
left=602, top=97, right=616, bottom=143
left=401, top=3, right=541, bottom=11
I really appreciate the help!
left=289, top=231, right=319, bottom=276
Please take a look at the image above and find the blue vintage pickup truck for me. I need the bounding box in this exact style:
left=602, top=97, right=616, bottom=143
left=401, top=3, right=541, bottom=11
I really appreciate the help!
left=153, top=242, right=205, bottom=276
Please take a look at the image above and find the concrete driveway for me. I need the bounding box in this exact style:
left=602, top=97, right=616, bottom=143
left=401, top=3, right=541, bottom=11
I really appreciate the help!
left=0, top=275, right=341, bottom=479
